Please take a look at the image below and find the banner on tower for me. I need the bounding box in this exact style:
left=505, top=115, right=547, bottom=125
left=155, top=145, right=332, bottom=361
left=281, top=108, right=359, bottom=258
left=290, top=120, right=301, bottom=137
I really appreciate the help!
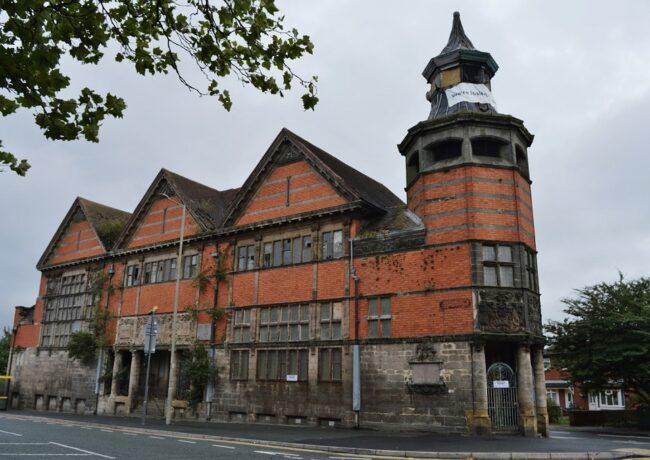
left=445, top=83, right=497, bottom=109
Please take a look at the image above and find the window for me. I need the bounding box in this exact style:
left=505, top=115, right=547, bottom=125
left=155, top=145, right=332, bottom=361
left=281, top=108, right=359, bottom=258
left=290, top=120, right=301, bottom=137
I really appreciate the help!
left=262, top=235, right=313, bottom=268
left=143, top=258, right=177, bottom=284
left=282, top=239, right=292, bottom=265
left=182, top=254, right=198, bottom=279
left=232, top=309, right=251, bottom=343
left=257, top=349, right=308, bottom=381
left=599, top=390, right=623, bottom=408
left=237, top=245, right=255, bottom=271
left=367, top=297, right=391, bottom=338
left=125, top=265, right=140, bottom=287
left=319, top=348, right=342, bottom=382
left=259, top=304, right=310, bottom=342
left=230, top=350, right=249, bottom=380
left=322, top=230, right=343, bottom=260
left=482, top=244, right=514, bottom=287
left=546, top=390, right=560, bottom=406
left=42, top=273, right=95, bottom=347
left=320, top=302, right=342, bottom=340
left=525, top=249, right=538, bottom=291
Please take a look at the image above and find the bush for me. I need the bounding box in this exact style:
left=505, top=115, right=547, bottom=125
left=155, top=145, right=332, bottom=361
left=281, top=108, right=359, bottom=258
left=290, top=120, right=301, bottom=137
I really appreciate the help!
left=67, top=331, right=97, bottom=366
left=547, top=398, right=561, bottom=423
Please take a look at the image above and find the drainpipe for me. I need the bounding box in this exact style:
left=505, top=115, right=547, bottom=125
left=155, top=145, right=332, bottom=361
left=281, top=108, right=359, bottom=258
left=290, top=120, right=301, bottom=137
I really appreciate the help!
left=350, top=238, right=361, bottom=428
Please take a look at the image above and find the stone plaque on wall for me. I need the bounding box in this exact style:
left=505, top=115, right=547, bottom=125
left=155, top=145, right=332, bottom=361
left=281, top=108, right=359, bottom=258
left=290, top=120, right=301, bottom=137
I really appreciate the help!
left=411, top=362, right=441, bottom=385
left=196, top=323, right=211, bottom=341
left=115, top=313, right=196, bottom=347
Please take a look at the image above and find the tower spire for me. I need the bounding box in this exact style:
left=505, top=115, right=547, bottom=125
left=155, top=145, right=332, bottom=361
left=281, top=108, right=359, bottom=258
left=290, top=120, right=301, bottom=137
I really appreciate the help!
left=440, top=12, right=475, bottom=54
left=422, top=12, right=499, bottom=120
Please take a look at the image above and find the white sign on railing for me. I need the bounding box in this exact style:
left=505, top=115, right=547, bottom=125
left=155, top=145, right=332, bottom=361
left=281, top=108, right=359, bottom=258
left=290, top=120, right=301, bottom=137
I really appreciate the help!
left=493, top=380, right=510, bottom=389
left=286, top=374, right=298, bottom=382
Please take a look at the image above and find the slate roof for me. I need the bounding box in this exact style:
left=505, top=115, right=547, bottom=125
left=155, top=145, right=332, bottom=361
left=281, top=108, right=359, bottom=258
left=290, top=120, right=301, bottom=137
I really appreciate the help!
left=77, top=198, right=131, bottom=250
left=162, top=169, right=240, bottom=230
left=356, top=204, right=424, bottom=239
left=37, top=197, right=131, bottom=269
left=285, top=130, right=404, bottom=210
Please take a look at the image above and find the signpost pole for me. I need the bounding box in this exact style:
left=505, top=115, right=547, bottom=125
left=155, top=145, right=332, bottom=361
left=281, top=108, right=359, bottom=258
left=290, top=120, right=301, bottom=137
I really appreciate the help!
left=142, top=308, right=157, bottom=425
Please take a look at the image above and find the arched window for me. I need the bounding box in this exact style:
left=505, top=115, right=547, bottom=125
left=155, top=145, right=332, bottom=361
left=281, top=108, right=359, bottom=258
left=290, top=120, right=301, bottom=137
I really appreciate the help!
left=471, top=137, right=507, bottom=159
left=406, top=151, right=420, bottom=184
left=516, top=145, right=529, bottom=179
left=428, top=139, right=462, bottom=162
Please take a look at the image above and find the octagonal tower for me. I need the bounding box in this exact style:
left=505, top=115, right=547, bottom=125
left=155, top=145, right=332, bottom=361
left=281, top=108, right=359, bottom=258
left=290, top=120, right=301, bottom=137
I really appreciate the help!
left=399, top=12, right=546, bottom=437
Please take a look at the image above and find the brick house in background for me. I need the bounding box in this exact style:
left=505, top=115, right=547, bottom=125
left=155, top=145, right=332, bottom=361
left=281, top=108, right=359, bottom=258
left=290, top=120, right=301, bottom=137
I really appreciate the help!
left=9, top=13, right=547, bottom=436
left=544, top=357, right=627, bottom=413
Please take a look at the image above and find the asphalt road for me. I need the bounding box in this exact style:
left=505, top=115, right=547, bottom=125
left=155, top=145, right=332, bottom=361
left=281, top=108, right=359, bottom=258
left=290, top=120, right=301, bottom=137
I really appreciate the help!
left=0, top=412, right=649, bottom=459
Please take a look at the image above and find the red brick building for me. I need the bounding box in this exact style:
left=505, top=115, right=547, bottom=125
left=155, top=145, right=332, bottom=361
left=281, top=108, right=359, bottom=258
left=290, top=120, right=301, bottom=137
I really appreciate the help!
left=9, top=13, right=547, bottom=436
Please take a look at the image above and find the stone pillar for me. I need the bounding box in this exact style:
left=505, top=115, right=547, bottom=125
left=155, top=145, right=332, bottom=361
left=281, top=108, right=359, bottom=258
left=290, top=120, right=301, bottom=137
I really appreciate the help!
left=167, top=350, right=180, bottom=420
left=471, top=343, right=491, bottom=435
left=126, top=351, right=141, bottom=414
left=532, top=347, right=549, bottom=437
left=516, top=344, right=537, bottom=437
left=109, top=351, right=122, bottom=397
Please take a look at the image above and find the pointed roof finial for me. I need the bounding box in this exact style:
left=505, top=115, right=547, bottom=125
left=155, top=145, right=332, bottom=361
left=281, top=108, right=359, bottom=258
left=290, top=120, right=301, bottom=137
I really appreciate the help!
left=440, top=12, right=475, bottom=54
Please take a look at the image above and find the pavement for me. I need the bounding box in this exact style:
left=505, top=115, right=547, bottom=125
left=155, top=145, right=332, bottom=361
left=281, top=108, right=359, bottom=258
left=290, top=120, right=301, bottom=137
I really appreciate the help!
left=1, top=409, right=649, bottom=460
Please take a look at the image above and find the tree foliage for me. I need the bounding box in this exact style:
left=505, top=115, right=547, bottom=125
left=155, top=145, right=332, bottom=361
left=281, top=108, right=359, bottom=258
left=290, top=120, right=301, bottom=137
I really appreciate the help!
left=0, top=0, right=318, bottom=175
left=546, top=275, right=650, bottom=404
left=0, top=327, right=11, bottom=373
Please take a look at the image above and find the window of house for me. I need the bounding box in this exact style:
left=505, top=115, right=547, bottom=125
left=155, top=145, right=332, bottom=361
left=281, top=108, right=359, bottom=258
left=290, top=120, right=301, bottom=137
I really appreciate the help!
left=320, top=302, right=342, bottom=340
left=482, top=244, right=514, bottom=287
left=259, top=304, right=310, bottom=342
left=182, top=254, right=198, bottom=279
left=599, top=390, right=623, bottom=408
left=230, top=350, right=249, bottom=380
left=262, top=235, right=313, bottom=268
left=42, top=273, right=93, bottom=347
left=256, top=349, right=308, bottom=381
left=282, top=239, right=292, bottom=265
left=143, top=258, right=177, bottom=284
left=525, top=249, right=538, bottom=291
left=232, top=309, right=251, bottom=343
left=368, top=297, right=391, bottom=338
left=319, top=348, right=342, bottom=382
left=125, top=265, right=140, bottom=287
left=237, top=245, right=255, bottom=271
left=546, top=389, right=560, bottom=406
left=322, top=230, right=343, bottom=260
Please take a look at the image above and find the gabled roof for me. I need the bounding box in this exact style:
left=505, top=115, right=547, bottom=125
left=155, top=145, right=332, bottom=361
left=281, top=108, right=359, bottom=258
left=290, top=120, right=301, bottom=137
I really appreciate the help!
left=113, top=168, right=239, bottom=249
left=222, top=128, right=403, bottom=226
left=37, top=197, right=131, bottom=269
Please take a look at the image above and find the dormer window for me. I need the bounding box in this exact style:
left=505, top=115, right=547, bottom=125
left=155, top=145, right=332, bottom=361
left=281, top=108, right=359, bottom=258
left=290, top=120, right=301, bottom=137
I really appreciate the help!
left=471, top=137, right=507, bottom=159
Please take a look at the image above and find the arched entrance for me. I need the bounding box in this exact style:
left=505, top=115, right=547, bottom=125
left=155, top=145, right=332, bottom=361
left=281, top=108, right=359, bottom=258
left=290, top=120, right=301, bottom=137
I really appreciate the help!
left=487, top=362, right=518, bottom=432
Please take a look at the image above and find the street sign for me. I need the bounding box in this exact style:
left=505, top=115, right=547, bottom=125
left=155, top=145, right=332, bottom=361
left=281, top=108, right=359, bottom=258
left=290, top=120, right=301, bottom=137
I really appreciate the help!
left=144, top=315, right=157, bottom=355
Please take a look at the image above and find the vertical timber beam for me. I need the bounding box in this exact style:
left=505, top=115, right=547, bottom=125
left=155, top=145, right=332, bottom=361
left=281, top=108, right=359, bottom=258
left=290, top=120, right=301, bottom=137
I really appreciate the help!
left=532, top=346, right=549, bottom=437
left=516, top=344, right=537, bottom=437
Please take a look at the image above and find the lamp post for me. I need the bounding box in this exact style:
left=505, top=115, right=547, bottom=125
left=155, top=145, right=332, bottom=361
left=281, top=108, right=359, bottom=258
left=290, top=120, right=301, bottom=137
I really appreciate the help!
left=162, top=192, right=186, bottom=425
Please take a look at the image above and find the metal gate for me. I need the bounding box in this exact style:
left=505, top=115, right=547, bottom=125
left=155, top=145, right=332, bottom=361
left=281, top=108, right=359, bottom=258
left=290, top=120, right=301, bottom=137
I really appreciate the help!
left=487, top=362, right=518, bottom=431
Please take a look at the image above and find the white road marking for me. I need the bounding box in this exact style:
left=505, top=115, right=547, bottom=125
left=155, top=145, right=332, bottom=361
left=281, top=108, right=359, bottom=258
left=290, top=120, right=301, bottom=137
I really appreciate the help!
left=149, top=436, right=164, bottom=440
left=0, top=443, right=49, bottom=445
left=599, top=434, right=650, bottom=440
left=122, top=432, right=136, bottom=436
left=213, top=444, right=236, bottom=449
left=0, top=429, right=22, bottom=437
left=80, top=427, right=92, bottom=430
left=50, top=442, right=115, bottom=459
left=100, top=429, right=113, bottom=433
left=255, top=451, right=279, bottom=456
left=551, top=435, right=582, bottom=439
left=178, top=440, right=196, bottom=444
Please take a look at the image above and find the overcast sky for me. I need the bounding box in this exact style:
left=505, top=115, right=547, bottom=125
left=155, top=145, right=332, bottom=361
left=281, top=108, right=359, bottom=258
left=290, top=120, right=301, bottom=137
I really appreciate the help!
left=2, top=0, right=650, bottom=331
